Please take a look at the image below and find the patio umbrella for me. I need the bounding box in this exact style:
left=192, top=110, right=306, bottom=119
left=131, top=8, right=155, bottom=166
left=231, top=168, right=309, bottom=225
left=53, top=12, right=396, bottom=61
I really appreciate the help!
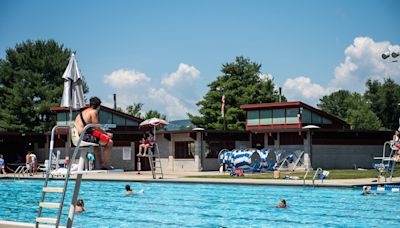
left=60, top=52, right=86, bottom=121
left=139, top=118, right=169, bottom=140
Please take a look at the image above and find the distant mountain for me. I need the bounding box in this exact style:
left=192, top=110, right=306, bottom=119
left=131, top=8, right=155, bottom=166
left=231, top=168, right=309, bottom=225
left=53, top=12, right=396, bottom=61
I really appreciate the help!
left=164, top=119, right=195, bottom=131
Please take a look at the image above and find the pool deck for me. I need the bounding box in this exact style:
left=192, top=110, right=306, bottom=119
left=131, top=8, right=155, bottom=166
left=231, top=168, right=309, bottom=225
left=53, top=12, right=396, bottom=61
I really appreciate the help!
left=1, top=170, right=399, bottom=188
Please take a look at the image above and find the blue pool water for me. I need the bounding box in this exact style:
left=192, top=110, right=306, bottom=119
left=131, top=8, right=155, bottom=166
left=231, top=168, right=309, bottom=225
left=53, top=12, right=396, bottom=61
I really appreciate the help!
left=1, top=179, right=400, bottom=227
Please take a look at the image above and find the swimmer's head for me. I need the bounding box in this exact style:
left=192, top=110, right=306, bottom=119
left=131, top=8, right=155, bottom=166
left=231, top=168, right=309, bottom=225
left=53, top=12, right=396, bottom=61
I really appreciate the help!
left=125, top=184, right=131, bottom=191
left=90, top=97, right=102, bottom=109
left=77, top=199, right=84, bottom=206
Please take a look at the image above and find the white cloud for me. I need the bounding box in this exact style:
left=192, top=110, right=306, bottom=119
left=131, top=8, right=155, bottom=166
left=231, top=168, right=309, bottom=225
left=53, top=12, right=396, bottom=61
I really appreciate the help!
left=161, top=63, right=200, bottom=88
left=259, top=73, right=273, bottom=81
left=332, top=37, right=400, bottom=92
left=283, top=76, right=338, bottom=105
left=283, top=37, right=400, bottom=106
left=104, top=69, right=150, bottom=89
left=103, top=67, right=199, bottom=120
left=147, top=88, right=196, bottom=119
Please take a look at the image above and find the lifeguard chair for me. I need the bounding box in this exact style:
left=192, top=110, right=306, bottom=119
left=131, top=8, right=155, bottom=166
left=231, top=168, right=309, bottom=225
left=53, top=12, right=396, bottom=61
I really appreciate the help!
left=35, top=124, right=107, bottom=228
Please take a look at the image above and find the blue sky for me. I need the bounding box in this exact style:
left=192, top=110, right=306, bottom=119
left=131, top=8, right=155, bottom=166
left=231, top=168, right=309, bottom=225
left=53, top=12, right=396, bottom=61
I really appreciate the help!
left=1, top=0, right=399, bottom=120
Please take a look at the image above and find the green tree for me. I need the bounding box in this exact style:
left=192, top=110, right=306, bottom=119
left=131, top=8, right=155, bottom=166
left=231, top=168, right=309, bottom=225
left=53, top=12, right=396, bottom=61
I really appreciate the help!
left=344, top=93, right=382, bottom=130
left=0, top=39, right=86, bottom=132
left=317, top=90, right=351, bottom=119
left=126, top=103, right=143, bottom=118
left=364, top=78, right=400, bottom=129
left=317, top=90, right=382, bottom=130
left=144, top=110, right=166, bottom=120
left=189, top=56, right=282, bottom=130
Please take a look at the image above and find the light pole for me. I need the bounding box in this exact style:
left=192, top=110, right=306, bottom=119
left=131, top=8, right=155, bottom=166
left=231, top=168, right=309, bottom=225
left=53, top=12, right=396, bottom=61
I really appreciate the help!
left=382, top=52, right=400, bottom=130
left=216, top=86, right=226, bottom=131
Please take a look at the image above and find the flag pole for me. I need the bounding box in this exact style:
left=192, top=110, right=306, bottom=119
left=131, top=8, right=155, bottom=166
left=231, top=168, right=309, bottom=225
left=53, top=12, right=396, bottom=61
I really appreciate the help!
left=222, top=94, right=226, bottom=131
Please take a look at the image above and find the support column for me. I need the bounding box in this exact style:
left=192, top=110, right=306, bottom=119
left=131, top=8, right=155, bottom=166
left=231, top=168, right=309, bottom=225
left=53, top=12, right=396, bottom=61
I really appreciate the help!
left=264, top=133, right=268, bottom=148
left=303, top=131, right=313, bottom=170
left=194, top=132, right=202, bottom=171
left=168, top=139, right=174, bottom=171
left=131, top=142, right=135, bottom=171
left=274, top=133, right=280, bottom=148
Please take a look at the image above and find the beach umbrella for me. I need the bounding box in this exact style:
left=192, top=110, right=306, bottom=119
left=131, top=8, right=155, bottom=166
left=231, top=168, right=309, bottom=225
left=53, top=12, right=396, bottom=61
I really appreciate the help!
left=139, top=118, right=169, bottom=140
left=139, top=118, right=169, bottom=128
left=60, top=52, right=85, bottom=119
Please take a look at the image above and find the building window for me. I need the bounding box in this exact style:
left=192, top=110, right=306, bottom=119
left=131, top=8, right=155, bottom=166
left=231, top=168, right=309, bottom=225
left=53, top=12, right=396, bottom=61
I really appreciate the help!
left=312, top=113, right=322, bottom=124
left=175, top=141, right=195, bottom=159
left=302, top=109, right=312, bottom=123
left=286, top=108, right=299, bottom=124
left=260, top=110, right=272, bottom=124
left=273, top=109, right=285, bottom=124
left=247, top=111, right=259, bottom=125
left=99, top=111, right=113, bottom=124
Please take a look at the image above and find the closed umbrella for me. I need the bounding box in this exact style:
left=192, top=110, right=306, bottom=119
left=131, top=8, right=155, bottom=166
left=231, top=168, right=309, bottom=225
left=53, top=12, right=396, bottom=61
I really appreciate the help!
left=60, top=52, right=86, bottom=119
left=60, top=53, right=86, bottom=159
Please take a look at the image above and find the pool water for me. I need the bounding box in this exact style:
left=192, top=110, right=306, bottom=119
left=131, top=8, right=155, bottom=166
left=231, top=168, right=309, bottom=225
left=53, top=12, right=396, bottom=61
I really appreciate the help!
left=1, top=179, right=400, bottom=227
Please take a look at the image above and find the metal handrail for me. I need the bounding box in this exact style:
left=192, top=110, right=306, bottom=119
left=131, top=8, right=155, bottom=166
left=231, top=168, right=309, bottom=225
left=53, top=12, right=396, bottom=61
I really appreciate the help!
left=62, top=123, right=98, bottom=228
left=292, top=151, right=305, bottom=172
left=378, top=141, right=398, bottom=182
left=303, top=169, right=310, bottom=186
left=312, top=168, right=323, bottom=187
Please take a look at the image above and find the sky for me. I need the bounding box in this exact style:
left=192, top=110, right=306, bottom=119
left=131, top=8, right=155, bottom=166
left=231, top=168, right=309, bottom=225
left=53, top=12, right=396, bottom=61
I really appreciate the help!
left=1, top=0, right=399, bottom=121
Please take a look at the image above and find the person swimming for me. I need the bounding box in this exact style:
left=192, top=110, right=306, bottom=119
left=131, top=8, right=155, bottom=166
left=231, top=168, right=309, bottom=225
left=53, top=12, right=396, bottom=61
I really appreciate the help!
left=275, top=199, right=288, bottom=208
left=75, top=199, right=85, bottom=213
left=362, top=186, right=372, bottom=195
left=125, top=184, right=144, bottom=196
left=125, top=184, right=134, bottom=195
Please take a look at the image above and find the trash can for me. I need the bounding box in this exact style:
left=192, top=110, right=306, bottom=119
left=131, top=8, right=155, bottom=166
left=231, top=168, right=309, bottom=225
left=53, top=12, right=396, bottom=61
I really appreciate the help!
left=273, top=170, right=280, bottom=179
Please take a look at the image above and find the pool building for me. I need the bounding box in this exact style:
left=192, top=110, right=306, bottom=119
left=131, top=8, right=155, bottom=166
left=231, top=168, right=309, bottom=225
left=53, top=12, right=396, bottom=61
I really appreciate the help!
left=0, top=101, right=391, bottom=172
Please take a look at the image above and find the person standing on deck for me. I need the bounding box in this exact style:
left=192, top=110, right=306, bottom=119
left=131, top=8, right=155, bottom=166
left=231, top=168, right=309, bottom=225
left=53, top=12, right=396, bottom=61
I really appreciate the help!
left=25, top=151, right=32, bottom=176
left=0, top=154, right=7, bottom=174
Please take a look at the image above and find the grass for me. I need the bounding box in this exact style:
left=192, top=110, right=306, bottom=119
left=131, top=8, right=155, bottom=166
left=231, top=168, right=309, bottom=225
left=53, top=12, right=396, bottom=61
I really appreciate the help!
left=187, top=167, right=400, bottom=180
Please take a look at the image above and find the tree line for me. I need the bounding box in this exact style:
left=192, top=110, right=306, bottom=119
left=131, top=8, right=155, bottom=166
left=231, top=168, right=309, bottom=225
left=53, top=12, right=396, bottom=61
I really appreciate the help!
left=0, top=39, right=398, bottom=132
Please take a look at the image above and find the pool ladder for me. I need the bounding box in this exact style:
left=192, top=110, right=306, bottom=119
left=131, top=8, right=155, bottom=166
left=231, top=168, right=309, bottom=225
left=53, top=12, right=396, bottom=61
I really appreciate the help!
left=303, top=168, right=329, bottom=187
left=148, top=143, right=164, bottom=179
left=35, top=124, right=104, bottom=228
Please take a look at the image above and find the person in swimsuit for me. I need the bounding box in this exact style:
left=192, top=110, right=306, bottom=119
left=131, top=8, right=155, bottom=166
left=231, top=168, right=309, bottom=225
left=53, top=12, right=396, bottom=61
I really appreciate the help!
left=74, top=97, right=114, bottom=170
left=275, top=199, right=288, bottom=208
left=125, top=184, right=134, bottom=195
left=25, top=151, right=32, bottom=176
left=0, top=154, right=7, bottom=174
left=137, top=131, right=154, bottom=156
left=75, top=199, right=85, bottom=213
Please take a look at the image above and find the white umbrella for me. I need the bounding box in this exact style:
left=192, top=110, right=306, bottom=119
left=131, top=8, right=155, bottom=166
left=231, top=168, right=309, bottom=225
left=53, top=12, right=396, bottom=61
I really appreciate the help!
left=139, top=118, right=169, bottom=140
left=60, top=53, right=85, bottom=117
left=139, top=118, right=169, bottom=128
left=59, top=53, right=86, bottom=159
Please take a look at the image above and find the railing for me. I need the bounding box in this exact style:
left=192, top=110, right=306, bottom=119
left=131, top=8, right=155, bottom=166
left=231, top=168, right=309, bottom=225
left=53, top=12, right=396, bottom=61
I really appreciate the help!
left=303, top=169, right=310, bottom=186
left=312, top=168, right=323, bottom=187
left=13, top=165, right=28, bottom=179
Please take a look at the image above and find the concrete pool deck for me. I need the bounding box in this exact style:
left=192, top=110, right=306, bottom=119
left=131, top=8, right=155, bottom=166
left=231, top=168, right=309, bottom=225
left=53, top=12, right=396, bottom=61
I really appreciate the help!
left=1, top=170, right=399, bottom=188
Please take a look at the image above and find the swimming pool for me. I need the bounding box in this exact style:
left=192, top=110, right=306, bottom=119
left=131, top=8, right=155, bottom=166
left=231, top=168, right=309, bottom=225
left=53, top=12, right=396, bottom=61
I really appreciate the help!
left=1, top=179, right=399, bottom=227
